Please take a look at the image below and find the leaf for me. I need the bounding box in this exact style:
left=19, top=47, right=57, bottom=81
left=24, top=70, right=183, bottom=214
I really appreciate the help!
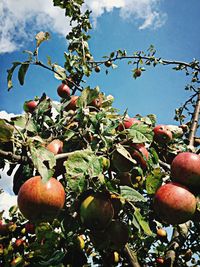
left=12, top=115, right=37, bottom=133
left=120, top=185, right=146, bottom=202
left=65, top=149, right=103, bottom=193
left=127, top=124, right=153, bottom=143
left=115, top=144, right=136, bottom=164
left=7, top=62, right=21, bottom=90
left=77, top=87, right=100, bottom=108
left=38, top=250, right=65, bottom=266
left=18, top=63, right=29, bottom=85
left=53, top=64, right=67, bottom=80
left=35, top=31, right=50, bottom=47
left=146, top=168, right=164, bottom=195
left=0, top=119, right=14, bottom=142
left=30, top=145, right=55, bottom=182
left=134, top=208, right=153, bottom=236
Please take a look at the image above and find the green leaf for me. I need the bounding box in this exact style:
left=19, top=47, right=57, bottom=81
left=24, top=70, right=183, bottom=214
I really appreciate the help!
left=134, top=208, right=153, bottom=236
left=18, top=63, right=29, bottom=85
left=120, top=185, right=146, bottom=202
left=53, top=64, right=67, bottom=80
left=38, top=250, right=65, bottom=266
left=7, top=62, right=21, bottom=90
left=77, top=87, right=100, bottom=108
left=30, top=145, right=55, bottom=182
left=12, top=115, right=37, bottom=133
left=0, top=119, right=14, bottom=142
left=65, top=149, right=103, bottom=193
left=146, top=168, right=164, bottom=195
left=35, top=31, right=50, bottom=47
left=127, top=124, right=153, bottom=143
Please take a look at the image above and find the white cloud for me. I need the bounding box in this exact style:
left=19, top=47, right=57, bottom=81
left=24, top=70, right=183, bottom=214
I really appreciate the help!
left=0, top=0, right=166, bottom=54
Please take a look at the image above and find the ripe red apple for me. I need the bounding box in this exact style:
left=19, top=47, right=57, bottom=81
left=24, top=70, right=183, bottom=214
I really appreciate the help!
left=65, top=95, right=79, bottom=111
left=153, top=182, right=196, bottom=225
left=156, top=257, right=165, bottom=266
left=117, top=117, right=141, bottom=131
left=23, top=100, right=38, bottom=114
left=79, top=193, right=114, bottom=230
left=153, top=125, right=173, bottom=144
left=57, top=83, right=70, bottom=98
left=17, top=176, right=65, bottom=222
left=171, top=152, right=200, bottom=188
left=25, top=222, right=35, bottom=234
left=46, top=139, right=63, bottom=155
left=89, top=95, right=103, bottom=109
left=129, top=143, right=149, bottom=170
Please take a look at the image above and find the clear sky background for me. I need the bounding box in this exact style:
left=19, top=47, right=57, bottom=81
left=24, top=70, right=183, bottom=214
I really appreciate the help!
left=0, top=0, right=200, bottom=212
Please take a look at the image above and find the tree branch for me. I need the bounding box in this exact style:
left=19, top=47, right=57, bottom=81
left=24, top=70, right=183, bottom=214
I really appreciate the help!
left=124, top=244, right=141, bottom=267
left=188, top=90, right=200, bottom=146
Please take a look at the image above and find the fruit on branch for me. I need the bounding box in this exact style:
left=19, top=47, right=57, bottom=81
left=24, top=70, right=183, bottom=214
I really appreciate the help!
left=153, top=182, right=196, bottom=225
left=23, top=100, right=38, bottom=114
left=117, top=117, right=141, bottom=131
left=104, top=220, right=129, bottom=250
left=129, top=143, right=149, bottom=170
left=156, top=257, right=165, bottom=266
left=134, top=68, right=142, bottom=77
left=46, top=139, right=63, bottom=155
left=156, top=228, right=167, bottom=238
left=10, top=256, right=24, bottom=266
left=65, top=95, right=79, bottom=111
left=17, top=176, right=65, bottom=222
left=171, top=152, right=200, bottom=188
left=94, top=66, right=101, bottom=73
left=79, top=193, right=114, bottom=230
left=25, top=222, right=35, bottom=234
left=57, top=83, right=70, bottom=98
left=183, top=249, right=192, bottom=262
left=153, top=125, right=173, bottom=144
left=104, top=60, right=112, bottom=67
left=89, top=95, right=103, bottom=109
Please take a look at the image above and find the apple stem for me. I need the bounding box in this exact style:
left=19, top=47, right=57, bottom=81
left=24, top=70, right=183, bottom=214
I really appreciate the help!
left=188, top=90, right=200, bottom=147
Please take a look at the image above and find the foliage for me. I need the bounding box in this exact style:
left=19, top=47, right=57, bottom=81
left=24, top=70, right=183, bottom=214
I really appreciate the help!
left=0, top=0, right=200, bottom=266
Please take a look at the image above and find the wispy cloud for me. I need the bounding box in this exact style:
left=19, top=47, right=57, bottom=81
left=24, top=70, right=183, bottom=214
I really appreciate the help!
left=0, top=0, right=167, bottom=52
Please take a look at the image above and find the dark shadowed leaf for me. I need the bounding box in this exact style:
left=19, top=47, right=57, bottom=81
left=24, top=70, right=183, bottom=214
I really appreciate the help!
left=18, top=63, right=29, bottom=85
left=7, top=62, right=21, bottom=90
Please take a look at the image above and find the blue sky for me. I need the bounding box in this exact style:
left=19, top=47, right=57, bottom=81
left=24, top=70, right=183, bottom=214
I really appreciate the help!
left=0, top=0, right=200, bottom=209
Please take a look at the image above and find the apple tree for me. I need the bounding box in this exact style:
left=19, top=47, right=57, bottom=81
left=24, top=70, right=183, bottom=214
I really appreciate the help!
left=0, top=0, right=200, bottom=266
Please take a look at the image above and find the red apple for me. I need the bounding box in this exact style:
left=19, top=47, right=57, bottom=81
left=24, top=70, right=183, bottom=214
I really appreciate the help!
left=153, top=182, right=196, bottom=225
left=89, top=95, right=103, bottom=109
left=153, top=125, right=173, bottom=144
left=65, top=95, right=79, bottom=111
left=57, top=83, right=70, bottom=98
left=23, top=100, right=38, bottom=114
left=117, top=117, right=141, bottom=132
left=129, top=143, right=149, bottom=170
left=134, top=69, right=142, bottom=77
left=17, top=176, right=65, bottom=222
left=171, top=152, right=200, bottom=188
left=156, top=257, right=165, bottom=266
left=46, top=139, right=63, bottom=155
left=25, top=222, right=35, bottom=234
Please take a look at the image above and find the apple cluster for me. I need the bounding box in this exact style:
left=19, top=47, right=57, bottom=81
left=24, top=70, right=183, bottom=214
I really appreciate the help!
left=153, top=151, right=200, bottom=225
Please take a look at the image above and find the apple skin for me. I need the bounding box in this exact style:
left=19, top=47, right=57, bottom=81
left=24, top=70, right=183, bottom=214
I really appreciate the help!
left=171, top=152, right=200, bottom=188
left=129, top=143, right=149, bottom=170
left=17, top=176, right=65, bottom=222
left=65, top=95, right=79, bottom=111
left=46, top=139, right=63, bottom=155
left=57, top=83, right=70, bottom=98
left=153, top=125, right=173, bottom=144
left=79, top=193, right=114, bottom=230
left=23, top=100, right=38, bottom=114
left=89, top=95, right=103, bottom=109
left=153, top=182, right=196, bottom=225
left=117, top=117, right=141, bottom=132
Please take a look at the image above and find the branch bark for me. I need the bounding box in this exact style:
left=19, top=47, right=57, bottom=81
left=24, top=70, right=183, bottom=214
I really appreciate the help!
left=124, top=244, right=141, bottom=267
